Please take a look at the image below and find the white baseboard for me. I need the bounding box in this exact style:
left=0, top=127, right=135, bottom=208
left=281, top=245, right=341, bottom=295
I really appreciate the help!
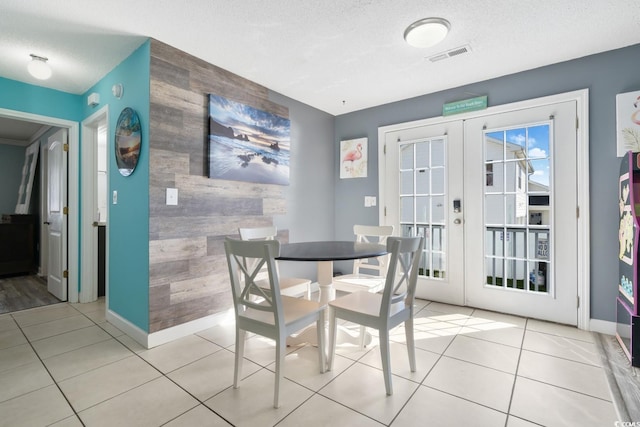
left=589, top=318, right=616, bottom=336
left=106, top=308, right=235, bottom=349
left=106, top=309, right=148, bottom=347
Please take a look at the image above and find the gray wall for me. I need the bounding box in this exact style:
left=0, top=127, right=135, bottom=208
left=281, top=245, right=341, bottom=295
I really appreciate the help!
left=270, top=90, right=336, bottom=280
left=334, top=43, right=640, bottom=323
left=0, top=144, right=26, bottom=214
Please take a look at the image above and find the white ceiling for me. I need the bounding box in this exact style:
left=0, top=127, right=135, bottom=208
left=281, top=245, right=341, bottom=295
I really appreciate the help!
left=1, top=0, right=639, bottom=119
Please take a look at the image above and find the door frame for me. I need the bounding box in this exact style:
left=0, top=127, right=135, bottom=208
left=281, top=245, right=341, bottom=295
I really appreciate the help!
left=0, top=107, right=80, bottom=303
left=81, top=106, right=109, bottom=303
left=378, top=89, right=590, bottom=329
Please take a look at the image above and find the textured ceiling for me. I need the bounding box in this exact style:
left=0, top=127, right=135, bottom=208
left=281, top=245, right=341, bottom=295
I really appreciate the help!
left=0, top=0, right=639, bottom=117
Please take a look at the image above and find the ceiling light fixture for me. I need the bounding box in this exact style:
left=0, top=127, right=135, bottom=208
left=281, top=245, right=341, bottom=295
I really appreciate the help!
left=404, top=18, right=451, bottom=49
left=27, top=54, right=52, bottom=80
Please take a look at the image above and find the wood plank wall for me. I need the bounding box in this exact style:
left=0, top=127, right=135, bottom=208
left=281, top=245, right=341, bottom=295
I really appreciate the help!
left=149, top=39, right=289, bottom=333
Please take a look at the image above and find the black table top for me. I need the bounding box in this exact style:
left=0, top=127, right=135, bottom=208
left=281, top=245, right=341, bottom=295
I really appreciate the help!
left=278, top=241, right=387, bottom=262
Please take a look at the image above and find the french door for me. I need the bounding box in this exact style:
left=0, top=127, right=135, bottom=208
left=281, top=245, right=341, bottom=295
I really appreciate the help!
left=382, top=98, right=581, bottom=325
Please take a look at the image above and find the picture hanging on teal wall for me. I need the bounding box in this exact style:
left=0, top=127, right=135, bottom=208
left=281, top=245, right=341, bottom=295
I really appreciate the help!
left=115, top=107, right=142, bottom=176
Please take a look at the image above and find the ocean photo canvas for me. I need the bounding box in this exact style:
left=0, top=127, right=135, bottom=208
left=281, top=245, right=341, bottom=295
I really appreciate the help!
left=208, top=94, right=290, bottom=185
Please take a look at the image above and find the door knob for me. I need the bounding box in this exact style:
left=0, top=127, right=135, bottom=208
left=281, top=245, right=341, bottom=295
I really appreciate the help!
left=43, top=221, right=51, bottom=225
left=453, top=218, right=462, bottom=225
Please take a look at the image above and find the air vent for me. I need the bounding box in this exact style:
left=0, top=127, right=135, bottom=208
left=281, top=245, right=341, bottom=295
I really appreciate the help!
left=427, top=44, right=472, bottom=62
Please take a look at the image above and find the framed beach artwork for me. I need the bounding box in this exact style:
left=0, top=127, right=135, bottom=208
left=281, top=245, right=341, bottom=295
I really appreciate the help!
left=340, top=137, right=367, bottom=179
left=115, top=107, right=142, bottom=176
left=616, top=90, right=640, bottom=157
left=208, top=94, right=290, bottom=185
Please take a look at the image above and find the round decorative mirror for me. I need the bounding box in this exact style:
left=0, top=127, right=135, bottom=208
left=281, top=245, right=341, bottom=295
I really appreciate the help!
left=115, top=107, right=141, bottom=176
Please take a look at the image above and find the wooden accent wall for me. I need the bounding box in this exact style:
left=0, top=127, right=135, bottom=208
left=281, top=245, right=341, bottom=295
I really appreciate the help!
left=149, top=39, right=288, bottom=332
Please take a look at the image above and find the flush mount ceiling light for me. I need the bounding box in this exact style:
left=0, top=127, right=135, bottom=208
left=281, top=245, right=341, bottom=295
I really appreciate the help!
left=27, top=54, right=52, bottom=80
left=404, top=18, right=451, bottom=49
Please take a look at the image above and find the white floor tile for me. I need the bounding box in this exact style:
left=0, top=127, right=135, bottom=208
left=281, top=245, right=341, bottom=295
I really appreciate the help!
left=278, top=394, right=383, bottom=427
left=410, top=329, right=457, bottom=355
left=78, top=376, right=199, bottom=427
left=522, top=329, right=601, bottom=366
left=444, top=334, right=521, bottom=374
left=0, top=316, right=18, bottom=333
left=48, top=415, right=85, bottom=427
left=458, top=324, right=525, bottom=348
left=422, top=302, right=475, bottom=316
left=0, top=343, right=40, bottom=374
left=357, top=340, right=439, bottom=383
left=0, top=327, right=28, bottom=350
left=11, top=304, right=79, bottom=328
left=70, top=299, right=105, bottom=315
left=205, top=368, right=314, bottom=426
left=168, top=348, right=261, bottom=401
left=510, top=376, right=617, bottom=427
left=163, top=405, right=230, bottom=427
left=139, top=334, right=222, bottom=373
left=0, top=384, right=75, bottom=427
left=196, top=322, right=237, bottom=348
left=58, top=355, right=162, bottom=412
left=468, top=309, right=528, bottom=329
left=393, top=385, right=507, bottom=427
left=526, top=319, right=595, bottom=343
left=0, top=360, right=54, bottom=403
left=22, top=314, right=94, bottom=341
left=97, top=321, right=125, bottom=337
left=518, top=350, right=612, bottom=400
left=424, top=356, right=514, bottom=412
left=43, top=338, right=132, bottom=381
left=506, top=415, right=541, bottom=426
left=31, top=325, right=111, bottom=359
left=267, top=344, right=349, bottom=391
left=319, top=362, right=418, bottom=424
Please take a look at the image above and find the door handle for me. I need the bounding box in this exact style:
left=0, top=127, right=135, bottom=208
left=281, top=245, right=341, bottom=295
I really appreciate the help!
left=43, top=221, right=51, bottom=225
left=453, top=218, right=463, bottom=225
left=92, top=221, right=99, bottom=227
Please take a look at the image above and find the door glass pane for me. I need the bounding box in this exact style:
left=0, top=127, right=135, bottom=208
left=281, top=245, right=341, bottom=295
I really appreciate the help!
left=401, top=170, right=414, bottom=194
left=401, top=145, right=413, bottom=169
left=399, top=138, right=447, bottom=281
left=415, top=169, right=429, bottom=194
left=484, top=123, right=552, bottom=294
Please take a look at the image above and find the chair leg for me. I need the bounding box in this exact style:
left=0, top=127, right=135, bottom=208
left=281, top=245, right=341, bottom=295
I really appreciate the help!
left=234, top=329, right=246, bottom=388
left=405, top=318, right=416, bottom=372
left=316, top=310, right=326, bottom=373
left=274, top=333, right=286, bottom=408
left=379, top=328, right=393, bottom=395
left=358, top=325, right=366, bottom=348
left=327, top=307, right=337, bottom=371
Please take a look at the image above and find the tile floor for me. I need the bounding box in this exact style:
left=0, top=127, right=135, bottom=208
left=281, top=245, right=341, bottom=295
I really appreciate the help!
left=0, top=297, right=622, bottom=427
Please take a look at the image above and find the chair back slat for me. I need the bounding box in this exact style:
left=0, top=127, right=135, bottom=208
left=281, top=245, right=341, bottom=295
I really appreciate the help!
left=225, top=238, right=284, bottom=322
left=352, top=225, right=394, bottom=276
left=380, top=236, right=424, bottom=317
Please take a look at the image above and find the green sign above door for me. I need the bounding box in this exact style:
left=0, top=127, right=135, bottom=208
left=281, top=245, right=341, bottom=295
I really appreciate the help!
left=443, top=96, right=488, bottom=116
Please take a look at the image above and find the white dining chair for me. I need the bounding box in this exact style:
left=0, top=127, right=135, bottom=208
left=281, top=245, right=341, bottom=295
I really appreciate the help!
left=332, top=224, right=394, bottom=346
left=327, top=236, right=424, bottom=396
left=224, top=238, right=326, bottom=408
left=238, top=226, right=312, bottom=299
left=333, top=225, right=394, bottom=294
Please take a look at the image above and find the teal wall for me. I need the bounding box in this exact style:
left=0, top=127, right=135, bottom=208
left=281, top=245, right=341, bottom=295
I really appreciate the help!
left=0, top=40, right=150, bottom=332
left=0, top=144, right=26, bottom=214
left=0, top=78, right=81, bottom=121
left=83, top=40, right=151, bottom=332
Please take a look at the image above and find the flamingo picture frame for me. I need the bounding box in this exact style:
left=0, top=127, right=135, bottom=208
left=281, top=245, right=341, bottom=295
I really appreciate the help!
left=340, top=137, right=368, bottom=179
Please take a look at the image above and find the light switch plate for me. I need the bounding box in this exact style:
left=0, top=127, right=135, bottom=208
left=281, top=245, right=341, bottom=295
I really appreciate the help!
left=166, top=188, right=178, bottom=205
left=364, top=196, right=377, bottom=207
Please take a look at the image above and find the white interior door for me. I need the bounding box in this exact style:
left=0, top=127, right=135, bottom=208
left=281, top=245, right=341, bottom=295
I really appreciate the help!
left=463, top=101, right=578, bottom=325
left=46, top=129, right=68, bottom=300
left=383, top=121, right=465, bottom=304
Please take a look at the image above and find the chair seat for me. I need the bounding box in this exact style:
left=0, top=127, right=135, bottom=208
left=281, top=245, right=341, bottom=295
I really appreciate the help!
left=256, top=276, right=311, bottom=297
left=332, top=273, right=385, bottom=294
left=329, top=291, right=408, bottom=322
left=241, top=295, right=326, bottom=326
